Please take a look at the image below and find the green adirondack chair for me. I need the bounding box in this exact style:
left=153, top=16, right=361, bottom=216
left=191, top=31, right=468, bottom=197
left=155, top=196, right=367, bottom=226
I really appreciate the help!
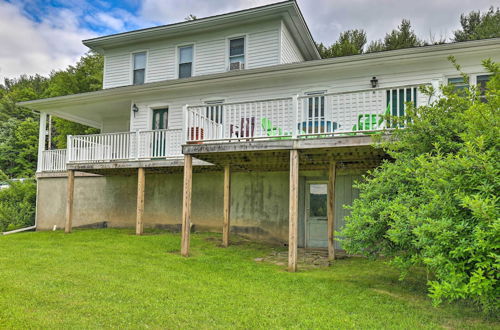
left=261, top=118, right=292, bottom=140
left=350, top=103, right=391, bottom=134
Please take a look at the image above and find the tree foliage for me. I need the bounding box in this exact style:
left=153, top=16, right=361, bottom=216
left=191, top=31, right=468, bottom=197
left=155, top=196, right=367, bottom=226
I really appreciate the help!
left=366, top=19, right=423, bottom=53
left=0, top=52, right=103, bottom=177
left=316, top=30, right=367, bottom=58
left=453, top=7, right=500, bottom=42
left=0, top=171, right=36, bottom=232
left=340, top=59, right=499, bottom=313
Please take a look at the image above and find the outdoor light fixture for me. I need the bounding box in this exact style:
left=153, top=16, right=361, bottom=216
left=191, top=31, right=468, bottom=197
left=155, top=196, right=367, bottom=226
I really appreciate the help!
left=370, top=76, right=378, bottom=88
left=132, top=104, right=139, bottom=117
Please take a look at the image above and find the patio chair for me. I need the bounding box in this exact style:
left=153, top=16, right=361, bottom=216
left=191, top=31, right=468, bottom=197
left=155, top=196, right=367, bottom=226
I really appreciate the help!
left=350, top=103, right=391, bottom=135
left=261, top=118, right=292, bottom=140
left=230, top=117, right=255, bottom=140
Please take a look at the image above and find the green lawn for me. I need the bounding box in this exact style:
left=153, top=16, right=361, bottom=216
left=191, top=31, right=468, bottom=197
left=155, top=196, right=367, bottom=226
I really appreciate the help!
left=0, top=229, right=496, bottom=329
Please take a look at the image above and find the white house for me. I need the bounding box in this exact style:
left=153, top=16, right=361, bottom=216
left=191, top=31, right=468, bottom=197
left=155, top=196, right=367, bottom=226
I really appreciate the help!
left=20, top=1, right=500, bottom=271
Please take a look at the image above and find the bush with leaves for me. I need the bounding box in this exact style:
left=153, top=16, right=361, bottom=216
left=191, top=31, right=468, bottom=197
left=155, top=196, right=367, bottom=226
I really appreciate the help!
left=0, top=171, right=36, bottom=232
left=340, top=58, right=499, bottom=314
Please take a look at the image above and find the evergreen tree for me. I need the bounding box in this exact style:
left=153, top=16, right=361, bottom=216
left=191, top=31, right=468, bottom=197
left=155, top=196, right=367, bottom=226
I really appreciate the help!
left=367, top=19, right=423, bottom=53
left=453, top=7, right=500, bottom=41
left=316, top=29, right=367, bottom=58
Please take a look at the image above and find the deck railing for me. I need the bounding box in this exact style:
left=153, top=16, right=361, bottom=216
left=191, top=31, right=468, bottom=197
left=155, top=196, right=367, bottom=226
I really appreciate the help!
left=39, top=149, right=67, bottom=172
left=67, top=129, right=182, bottom=163
left=185, top=85, right=423, bottom=143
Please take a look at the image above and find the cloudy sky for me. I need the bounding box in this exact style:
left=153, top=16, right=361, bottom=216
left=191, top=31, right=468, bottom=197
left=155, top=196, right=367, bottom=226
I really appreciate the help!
left=0, top=0, right=497, bottom=81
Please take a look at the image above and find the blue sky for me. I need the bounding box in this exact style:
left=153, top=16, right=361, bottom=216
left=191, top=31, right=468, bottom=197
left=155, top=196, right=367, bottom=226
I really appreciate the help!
left=0, top=0, right=497, bottom=81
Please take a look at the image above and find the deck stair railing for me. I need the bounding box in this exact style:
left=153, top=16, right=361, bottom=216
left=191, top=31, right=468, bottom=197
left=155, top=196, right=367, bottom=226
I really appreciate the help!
left=185, top=85, right=422, bottom=143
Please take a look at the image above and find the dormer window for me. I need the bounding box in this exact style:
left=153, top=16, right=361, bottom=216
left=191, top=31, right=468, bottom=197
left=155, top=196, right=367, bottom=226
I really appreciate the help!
left=229, top=37, right=245, bottom=70
left=179, top=45, right=193, bottom=78
left=133, top=52, right=146, bottom=85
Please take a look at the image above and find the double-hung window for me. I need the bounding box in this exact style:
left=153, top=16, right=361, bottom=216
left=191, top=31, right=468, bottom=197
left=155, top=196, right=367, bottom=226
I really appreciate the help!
left=133, top=52, right=146, bottom=85
left=179, top=45, right=193, bottom=78
left=229, top=37, right=245, bottom=70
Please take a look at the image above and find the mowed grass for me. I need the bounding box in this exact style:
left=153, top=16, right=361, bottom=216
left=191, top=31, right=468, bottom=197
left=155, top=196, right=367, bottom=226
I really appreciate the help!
left=0, top=229, right=497, bottom=329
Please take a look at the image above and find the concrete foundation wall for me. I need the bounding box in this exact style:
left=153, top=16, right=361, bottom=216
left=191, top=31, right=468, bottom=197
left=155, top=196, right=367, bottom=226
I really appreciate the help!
left=36, top=170, right=362, bottom=245
left=36, top=171, right=291, bottom=243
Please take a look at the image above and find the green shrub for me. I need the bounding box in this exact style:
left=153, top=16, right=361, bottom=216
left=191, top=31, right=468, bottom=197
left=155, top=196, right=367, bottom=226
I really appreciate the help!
left=340, top=58, right=499, bottom=314
left=0, top=172, right=36, bottom=232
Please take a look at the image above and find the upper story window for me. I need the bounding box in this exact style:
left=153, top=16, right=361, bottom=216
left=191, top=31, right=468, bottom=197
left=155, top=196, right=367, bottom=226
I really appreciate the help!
left=229, top=37, right=245, bottom=70
left=179, top=45, right=193, bottom=78
left=133, top=52, right=146, bottom=85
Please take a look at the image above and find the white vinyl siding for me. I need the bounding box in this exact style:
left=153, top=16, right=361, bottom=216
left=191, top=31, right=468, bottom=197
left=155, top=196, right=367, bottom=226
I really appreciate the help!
left=281, top=22, right=304, bottom=64
left=196, top=39, right=226, bottom=75
left=247, top=29, right=280, bottom=69
left=101, top=20, right=282, bottom=89
left=148, top=47, right=176, bottom=82
left=103, top=54, right=131, bottom=89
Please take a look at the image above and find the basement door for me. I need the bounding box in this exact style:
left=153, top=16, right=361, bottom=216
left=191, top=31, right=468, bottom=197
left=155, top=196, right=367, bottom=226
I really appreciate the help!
left=305, top=182, right=328, bottom=248
left=303, top=175, right=361, bottom=249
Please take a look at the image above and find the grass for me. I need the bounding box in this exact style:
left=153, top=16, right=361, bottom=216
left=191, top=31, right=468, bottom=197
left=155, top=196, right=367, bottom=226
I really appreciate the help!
left=0, top=229, right=497, bottom=329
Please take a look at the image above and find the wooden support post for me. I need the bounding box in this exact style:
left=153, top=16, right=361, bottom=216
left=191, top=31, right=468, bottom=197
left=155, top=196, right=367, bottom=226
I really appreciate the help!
left=65, top=170, right=75, bottom=233
left=136, top=167, right=145, bottom=235
left=181, top=154, right=193, bottom=257
left=288, top=149, right=299, bottom=272
left=327, top=162, right=337, bottom=261
left=222, top=165, right=231, bottom=247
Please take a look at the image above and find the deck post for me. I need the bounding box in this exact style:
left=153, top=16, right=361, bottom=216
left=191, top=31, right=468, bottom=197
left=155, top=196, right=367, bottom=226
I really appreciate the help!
left=327, top=162, right=337, bottom=261
left=288, top=149, right=299, bottom=272
left=65, top=169, right=75, bottom=233
left=136, top=167, right=145, bottom=235
left=222, top=165, right=231, bottom=247
left=181, top=154, right=193, bottom=257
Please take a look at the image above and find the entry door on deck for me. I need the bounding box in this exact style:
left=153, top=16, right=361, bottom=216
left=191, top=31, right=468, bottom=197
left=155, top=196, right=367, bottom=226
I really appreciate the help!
left=305, top=183, right=328, bottom=248
left=152, top=108, right=168, bottom=157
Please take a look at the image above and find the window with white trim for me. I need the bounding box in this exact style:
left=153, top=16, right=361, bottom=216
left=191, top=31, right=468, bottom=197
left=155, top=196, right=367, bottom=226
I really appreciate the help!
left=205, top=100, right=224, bottom=124
left=229, top=37, right=245, bottom=70
left=306, top=91, right=326, bottom=121
left=178, top=45, right=193, bottom=78
left=133, top=52, right=146, bottom=85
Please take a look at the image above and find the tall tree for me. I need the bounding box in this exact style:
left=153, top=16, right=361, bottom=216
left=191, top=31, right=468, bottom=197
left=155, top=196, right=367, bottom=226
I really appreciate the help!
left=453, top=7, right=500, bottom=42
left=316, top=29, right=367, bottom=58
left=0, top=52, right=103, bottom=177
left=367, top=19, right=423, bottom=53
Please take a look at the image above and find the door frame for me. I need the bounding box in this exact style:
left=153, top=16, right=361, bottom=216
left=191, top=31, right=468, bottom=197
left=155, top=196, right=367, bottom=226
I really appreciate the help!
left=304, top=180, right=328, bottom=249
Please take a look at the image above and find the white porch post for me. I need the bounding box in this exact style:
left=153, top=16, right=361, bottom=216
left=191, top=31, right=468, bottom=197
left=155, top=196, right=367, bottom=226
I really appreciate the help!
left=182, top=104, right=189, bottom=144
left=292, top=95, right=299, bottom=139
left=37, top=112, right=47, bottom=172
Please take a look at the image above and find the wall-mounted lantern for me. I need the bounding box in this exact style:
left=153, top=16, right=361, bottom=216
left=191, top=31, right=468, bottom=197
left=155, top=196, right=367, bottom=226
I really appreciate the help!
left=132, top=104, right=139, bottom=117
left=370, top=76, right=378, bottom=88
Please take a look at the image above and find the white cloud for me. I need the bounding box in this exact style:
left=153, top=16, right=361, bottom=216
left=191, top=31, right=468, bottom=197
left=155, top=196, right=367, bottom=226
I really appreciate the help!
left=140, top=0, right=276, bottom=25
left=0, top=1, right=95, bottom=82
left=1, top=0, right=496, bottom=81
